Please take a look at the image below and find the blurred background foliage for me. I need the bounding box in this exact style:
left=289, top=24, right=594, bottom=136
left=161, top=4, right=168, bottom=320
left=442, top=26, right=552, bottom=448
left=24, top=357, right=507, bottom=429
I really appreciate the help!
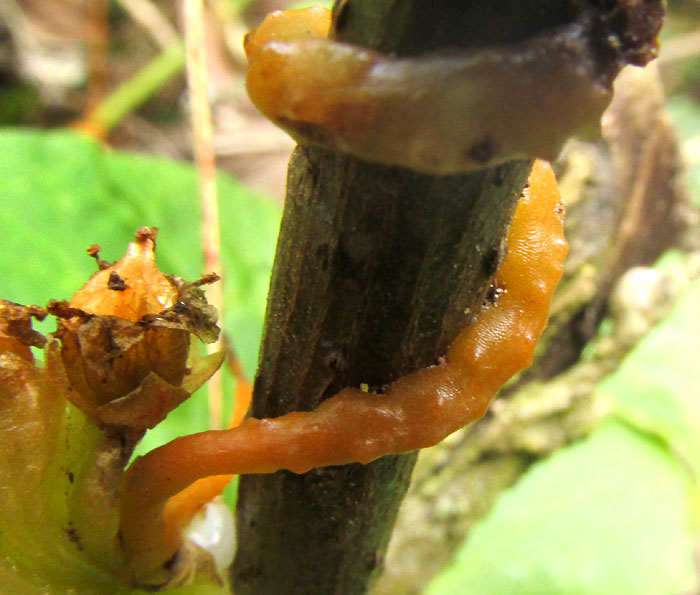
left=0, top=0, right=699, bottom=593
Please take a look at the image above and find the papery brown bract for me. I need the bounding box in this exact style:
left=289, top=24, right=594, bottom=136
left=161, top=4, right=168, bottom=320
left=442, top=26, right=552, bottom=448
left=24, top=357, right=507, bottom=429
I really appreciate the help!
left=0, top=300, right=47, bottom=361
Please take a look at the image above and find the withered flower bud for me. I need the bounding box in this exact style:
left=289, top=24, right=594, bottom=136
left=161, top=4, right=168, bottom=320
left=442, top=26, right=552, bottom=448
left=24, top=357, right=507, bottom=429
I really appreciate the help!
left=46, top=227, right=222, bottom=432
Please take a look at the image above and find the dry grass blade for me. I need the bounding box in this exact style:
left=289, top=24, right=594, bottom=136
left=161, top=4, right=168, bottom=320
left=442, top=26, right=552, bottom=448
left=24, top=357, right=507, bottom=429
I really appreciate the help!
left=183, top=0, right=224, bottom=430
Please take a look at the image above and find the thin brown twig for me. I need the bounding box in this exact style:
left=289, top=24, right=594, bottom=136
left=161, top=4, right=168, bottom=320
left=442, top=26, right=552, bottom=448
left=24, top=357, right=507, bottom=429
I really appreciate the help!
left=183, top=0, right=224, bottom=430
left=85, top=0, right=110, bottom=111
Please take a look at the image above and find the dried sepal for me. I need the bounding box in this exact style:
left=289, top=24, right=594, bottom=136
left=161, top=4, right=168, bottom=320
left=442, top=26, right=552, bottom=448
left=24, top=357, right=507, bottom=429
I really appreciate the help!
left=0, top=300, right=47, bottom=362
left=94, top=373, right=191, bottom=430
left=182, top=347, right=226, bottom=395
left=142, top=275, right=221, bottom=345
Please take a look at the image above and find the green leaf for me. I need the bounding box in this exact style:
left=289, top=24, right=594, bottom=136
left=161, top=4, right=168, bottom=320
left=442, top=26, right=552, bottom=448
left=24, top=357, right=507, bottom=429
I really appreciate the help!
left=599, top=277, right=700, bottom=482
left=426, top=420, right=697, bottom=595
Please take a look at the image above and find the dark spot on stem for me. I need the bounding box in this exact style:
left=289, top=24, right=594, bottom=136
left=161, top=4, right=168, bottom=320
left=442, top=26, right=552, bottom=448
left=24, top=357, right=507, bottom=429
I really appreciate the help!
left=324, top=351, right=347, bottom=372
left=482, top=247, right=501, bottom=277
left=316, top=243, right=331, bottom=270
left=63, top=527, right=83, bottom=550
left=467, top=137, right=497, bottom=164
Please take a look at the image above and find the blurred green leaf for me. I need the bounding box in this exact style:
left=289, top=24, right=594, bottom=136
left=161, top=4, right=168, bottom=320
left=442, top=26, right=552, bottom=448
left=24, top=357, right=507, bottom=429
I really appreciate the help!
left=224, top=0, right=255, bottom=11
left=667, top=95, right=700, bottom=206
left=600, top=278, right=700, bottom=480
left=667, top=96, right=700, bottom=142
left=290, top=0, right=334, bottom=8
left=426, top=420, right=697, bottom=595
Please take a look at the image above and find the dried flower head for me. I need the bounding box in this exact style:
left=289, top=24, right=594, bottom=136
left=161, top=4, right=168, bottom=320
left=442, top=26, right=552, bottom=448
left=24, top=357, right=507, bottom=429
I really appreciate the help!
left=46, top=227, right=222, bottom=432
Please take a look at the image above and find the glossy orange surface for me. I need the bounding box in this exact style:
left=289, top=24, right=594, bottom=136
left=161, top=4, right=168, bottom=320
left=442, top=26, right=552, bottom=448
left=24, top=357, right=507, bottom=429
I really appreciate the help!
left=120, top=160, right=567, bottom=585
left=245, top=7, right=610, bottom=174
